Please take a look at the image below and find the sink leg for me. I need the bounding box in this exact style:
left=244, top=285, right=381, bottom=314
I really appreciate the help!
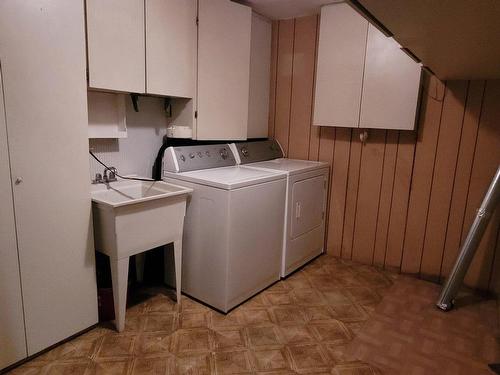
left=135, top=253, right=146, bottom=283
left=173, top=240, right=182, bottom=303
left=110, top=257, right=129, bottom=332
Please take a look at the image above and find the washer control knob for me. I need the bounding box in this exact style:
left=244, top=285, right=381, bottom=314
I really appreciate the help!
left=197, top=151, right=203, bottom=158
left=241, top=147, right=249, bottom=157
left=220, top=148, right=228, bottom=160
left=205, top=151, right=211, bottom=157
left=180, top=155, right=186, bottom=162
left=189, top=153, right=195, bottom=159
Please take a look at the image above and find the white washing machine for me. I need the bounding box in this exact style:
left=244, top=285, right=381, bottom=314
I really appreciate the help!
left=230, top=140, right=329, bottom=277
left=162, top=143, right=286, bottom=312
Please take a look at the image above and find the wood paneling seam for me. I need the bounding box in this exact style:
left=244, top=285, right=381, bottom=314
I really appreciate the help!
left=371, top=131, right=389, bottom=265
left=437, top=81, right=470, bottom=280
left=382, top=131, right=400, bottom=268
left=458, top=81, right=487, bottom=248
left=397, top=133, right=418, bottom=271
left=271, top=21, right=280, bottom=139
left=285, top=19, right=296, bottom=156
left=415, top=84, right=447, bottom=275
left=307, top=15, right=320, bottom=161
left=349, top=138, right=365, bottom=260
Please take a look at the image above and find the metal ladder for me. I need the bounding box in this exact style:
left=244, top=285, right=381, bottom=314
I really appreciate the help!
left=436, top=165, right=500, bottom=311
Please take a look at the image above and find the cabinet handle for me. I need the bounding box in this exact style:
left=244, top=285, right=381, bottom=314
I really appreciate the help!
left=15, top=177, right=23, bottom=185
left=295, top=202, right=301, bottom=219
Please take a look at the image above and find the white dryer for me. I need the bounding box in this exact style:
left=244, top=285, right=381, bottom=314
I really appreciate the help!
left=162, top=144, right=286, bottom=312
left=230, top=140, right=329, bottom=277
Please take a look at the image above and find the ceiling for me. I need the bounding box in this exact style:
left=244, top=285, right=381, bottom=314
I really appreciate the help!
left=240, top=0, right=339, bottom=19
left=240, top=0, right=500, bottom=79
left=355, top=0, right=500, bottom=79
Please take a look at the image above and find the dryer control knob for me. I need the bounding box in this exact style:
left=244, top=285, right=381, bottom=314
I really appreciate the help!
left=241, top=147, right=249, bottom=157
left=220, top=148, right=228, bottom=160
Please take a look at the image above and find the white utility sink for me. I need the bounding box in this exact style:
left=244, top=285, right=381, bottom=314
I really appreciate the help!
left=91, top=179, right=190, bottom=208
left=91, top=179, right=192, bottom=332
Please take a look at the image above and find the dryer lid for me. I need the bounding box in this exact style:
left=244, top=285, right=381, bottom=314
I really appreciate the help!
left=244, top=158, right=329, bottom=175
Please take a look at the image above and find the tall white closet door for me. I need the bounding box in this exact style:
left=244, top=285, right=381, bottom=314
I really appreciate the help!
left=0, top=0, right=98, bottom=355
left=146, top=0, right=197, bottom=98
left=0, top=67, right=27, bottom=370
left=197, top=0, right=252, bottom=140
left=360, top=24, right=422, bottom=130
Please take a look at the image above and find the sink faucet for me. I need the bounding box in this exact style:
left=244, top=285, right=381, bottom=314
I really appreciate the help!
left=91, top=167, right=118, bottom=184
left=103, top=167, right=117, bottom=183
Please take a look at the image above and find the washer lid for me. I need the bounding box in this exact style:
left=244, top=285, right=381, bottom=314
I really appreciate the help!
left=245, top=158, right=329, bottom=175
left=163, top=166, right=286, bottom=190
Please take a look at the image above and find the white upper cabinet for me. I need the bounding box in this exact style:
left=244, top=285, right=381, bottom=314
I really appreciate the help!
left=86, top=0, right=196, bottom=98
left=86, top=0, right=145, bottom=93
left=247, top=12, right=272, bottom=139
left=313, top=3, right=368, bottom=128
left=146, top=0, right=196, bottom=98
left=313, top=2, right=421, bottom=130
left=196, top=0, right=252, bottom=140
left=360, top=25, right=422, bottom=130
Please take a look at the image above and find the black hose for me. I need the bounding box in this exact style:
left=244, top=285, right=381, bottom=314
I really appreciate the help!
left=89, top=150, right=155, bottom=182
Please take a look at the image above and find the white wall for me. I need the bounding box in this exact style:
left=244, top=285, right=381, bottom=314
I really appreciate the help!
left=89, top=96, right=167, bottom=180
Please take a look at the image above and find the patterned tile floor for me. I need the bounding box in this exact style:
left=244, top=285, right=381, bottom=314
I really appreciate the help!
left=346, top=276, right=500, bottom=375
left=8, top=255, right=394, bottom=374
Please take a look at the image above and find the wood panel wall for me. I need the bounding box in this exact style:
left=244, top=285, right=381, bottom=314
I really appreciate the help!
left=268, top=15, right=500, bottom=292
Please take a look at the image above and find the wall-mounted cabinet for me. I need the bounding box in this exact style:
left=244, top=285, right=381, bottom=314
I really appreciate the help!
left=313, top=2, right=421, bottom=130
left=360, top=24, right=422, bottom=129
left=86, top=0, right=145, bottom=93
left=195, top=0, right=252, bottom=140
left=86, top=0, right=196, bottom=98
left=87, top=0, right=261, bottom=141
left=146, top=0, right=196, bottom=98
left=247, top=12, right=272, bottom=139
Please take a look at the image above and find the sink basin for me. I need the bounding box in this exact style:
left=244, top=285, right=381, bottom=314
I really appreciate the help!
left=91, top=180, right=193, bottom=259
left=91, top=180, right=190, bottom=208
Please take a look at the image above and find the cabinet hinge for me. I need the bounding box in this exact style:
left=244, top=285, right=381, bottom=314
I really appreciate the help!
left=194, top=110, right=198, bottom=119
left=196, top=16, right=199, bottom=25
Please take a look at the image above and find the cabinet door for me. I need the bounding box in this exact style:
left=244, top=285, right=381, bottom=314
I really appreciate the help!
left=0, top=67, right=27, bottom=370
left=360, top=24, right=422, bottom=130
left=197, top=0, right=251, bottom=140
left=313, top=3, right=368, bottom=127
left=146, top=0, right=196, bottom=98
left=247, top=12, right=272, bottom=139
left=0, top=0, right=98, bottom=355
left=87, top=0, right=145, bottom=93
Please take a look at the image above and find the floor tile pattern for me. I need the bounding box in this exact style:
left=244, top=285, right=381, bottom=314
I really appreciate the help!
left=8, top=255, right=389, bottom=374
left=346, top=276, right=500, bottom=375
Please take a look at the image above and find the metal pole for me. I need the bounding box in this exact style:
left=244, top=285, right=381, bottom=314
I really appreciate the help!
left=436, top=165, right=500, bottom=311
